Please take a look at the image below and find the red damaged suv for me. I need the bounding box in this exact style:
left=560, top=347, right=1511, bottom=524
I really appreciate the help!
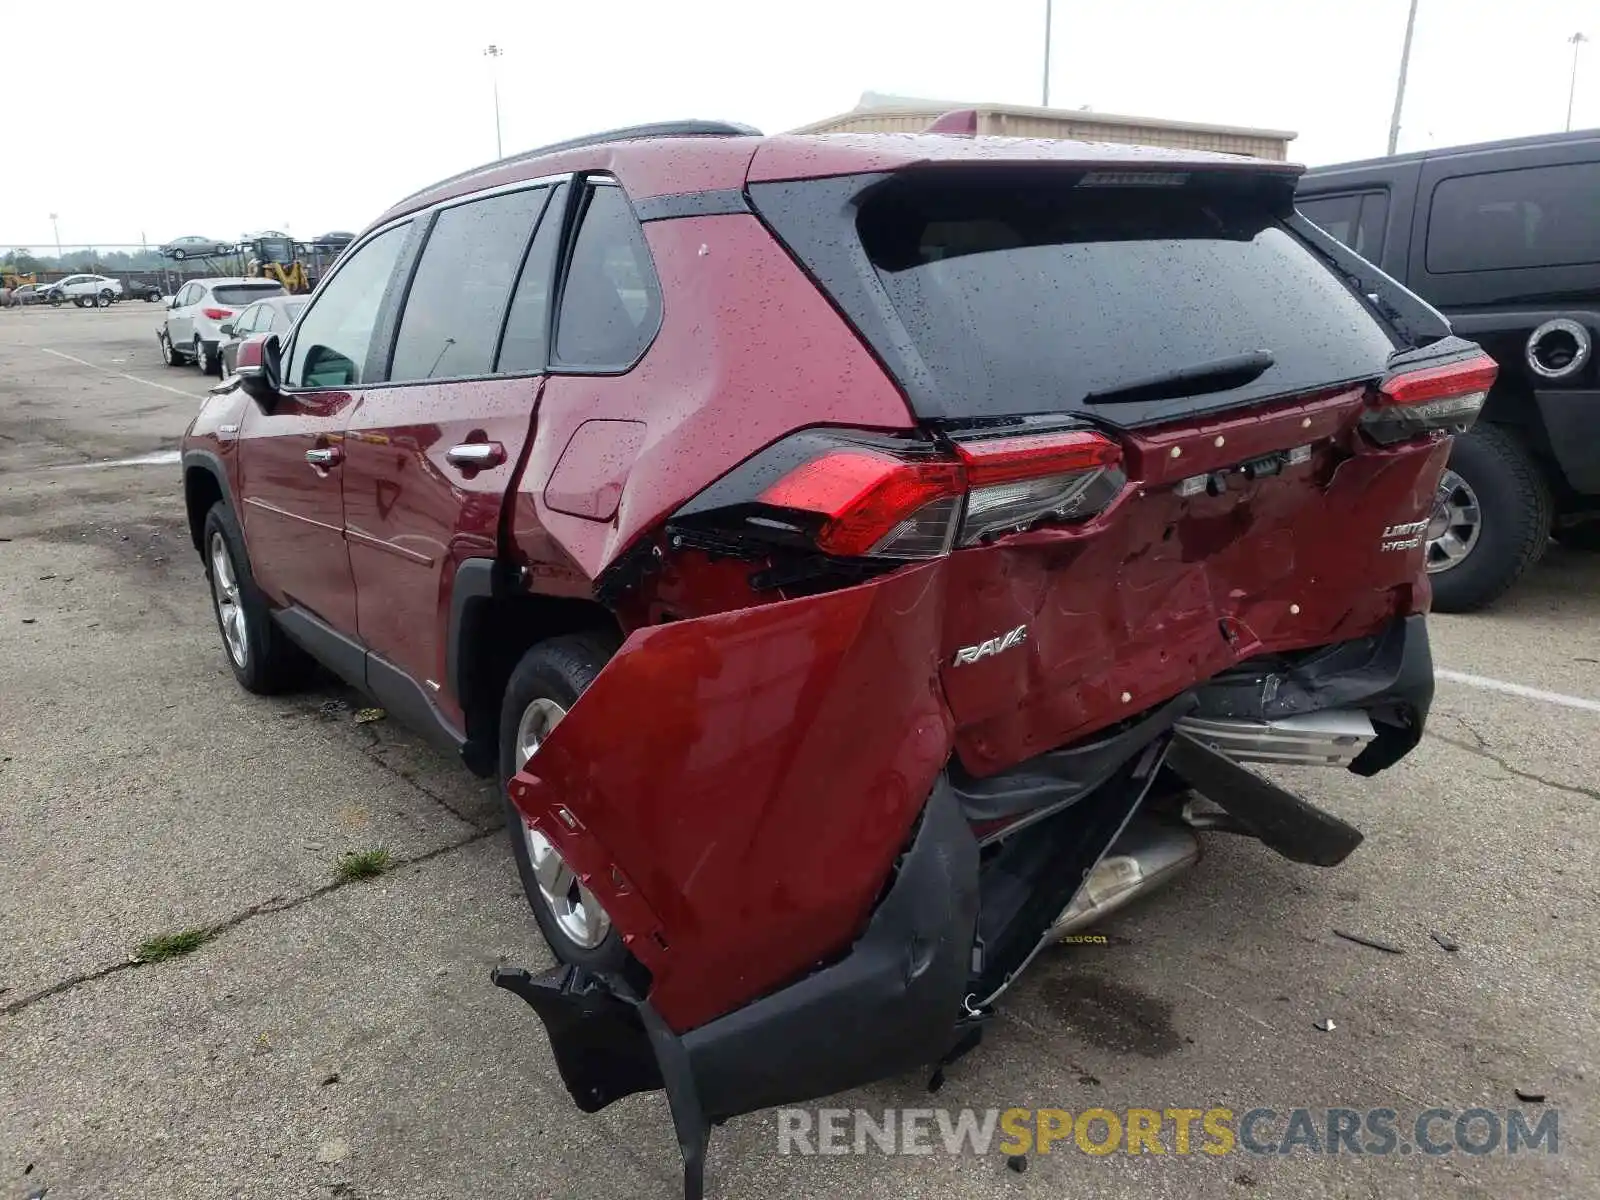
left=182, top=119, right=1489, bottom=1195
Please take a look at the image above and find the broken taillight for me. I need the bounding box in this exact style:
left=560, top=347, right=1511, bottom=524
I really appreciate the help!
left=758, top=447, right=966, bottom=558
left=953, top=429, right=1124, bottom=546
left=673, top=427, right=1124, bottom=565
left=1360, top=351, right=1497, bottom=446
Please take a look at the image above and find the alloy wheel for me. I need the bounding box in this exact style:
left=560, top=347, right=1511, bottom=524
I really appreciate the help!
left=1426, top=468, right=1482, bottom=572
left=209, top=531, right=249, bottom=668
left=514, top=696, right=611, bottom=948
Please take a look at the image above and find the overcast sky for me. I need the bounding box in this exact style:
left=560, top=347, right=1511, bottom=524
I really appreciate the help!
left=4, top=0, right=1593, bottom=249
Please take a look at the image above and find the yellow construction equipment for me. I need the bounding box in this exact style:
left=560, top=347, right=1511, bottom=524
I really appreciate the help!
left=245, top=237, right=312, bottom=294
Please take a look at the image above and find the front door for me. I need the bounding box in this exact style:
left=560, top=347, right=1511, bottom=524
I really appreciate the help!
left=167, top=283, right=199, bottom=345
left=342, top=184, right=563, bottom=726
left=236, top=222, right=412, bottom=637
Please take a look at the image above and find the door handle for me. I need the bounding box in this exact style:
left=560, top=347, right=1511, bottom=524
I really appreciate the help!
left=445, top=442, right=506, bottom=469
left=305, top=446, right=343, bottom=468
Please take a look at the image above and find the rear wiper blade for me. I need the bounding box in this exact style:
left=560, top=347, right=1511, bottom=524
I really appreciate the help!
left=1083, top=349, right=1275, bottom=406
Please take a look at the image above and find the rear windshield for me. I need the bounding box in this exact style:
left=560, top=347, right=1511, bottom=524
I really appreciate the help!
left=212, top=283, right=287, bottom=304
left=851, top=174, right=1397, bottom=423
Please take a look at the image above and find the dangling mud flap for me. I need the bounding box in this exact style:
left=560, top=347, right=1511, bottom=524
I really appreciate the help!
left=493, top=779, right=979, bottom=1200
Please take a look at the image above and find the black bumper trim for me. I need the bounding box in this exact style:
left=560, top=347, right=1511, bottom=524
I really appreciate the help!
left=493, top=778, right=980, bottom=1199
left=1190, top=614, right=1434, bottom=776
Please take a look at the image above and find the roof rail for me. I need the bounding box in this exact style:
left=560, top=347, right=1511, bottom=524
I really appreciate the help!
left=398, top=120, right=762, bottom=207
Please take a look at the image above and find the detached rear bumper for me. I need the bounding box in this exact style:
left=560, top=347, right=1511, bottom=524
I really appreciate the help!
left=494, top=779, right=979, bottom=1198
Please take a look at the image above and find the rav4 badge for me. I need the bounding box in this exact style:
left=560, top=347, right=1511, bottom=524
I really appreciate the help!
left=952, top=624, right=1029, bottom=666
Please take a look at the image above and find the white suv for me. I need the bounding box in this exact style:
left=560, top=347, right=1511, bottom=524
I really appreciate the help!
left=158, top=278, right=289, bottom=375
left=53, top=274, right=124, bottom=307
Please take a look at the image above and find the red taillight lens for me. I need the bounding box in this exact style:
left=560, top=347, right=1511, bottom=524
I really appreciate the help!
left=674, top=427, right=1127, bottom=567
left=202, top=307, right=233, bottom=320
left=953, top=430, right=1124, bottom=546
left=759, top=449, right=965, bottom=558
left=1362, top=351, right=1497, bottom=445
left=954, top=429, right=1122, bottom=484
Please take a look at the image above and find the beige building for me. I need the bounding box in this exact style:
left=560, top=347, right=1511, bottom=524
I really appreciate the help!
left=794, top=93, right=1296, bottom=161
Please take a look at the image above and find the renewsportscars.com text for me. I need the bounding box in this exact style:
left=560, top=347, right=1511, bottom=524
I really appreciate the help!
left=776, top=1106, right=1559, bottom=1157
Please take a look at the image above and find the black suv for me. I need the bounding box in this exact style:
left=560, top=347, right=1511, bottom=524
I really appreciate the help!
left=1298, top=130, right=1599, bottom=611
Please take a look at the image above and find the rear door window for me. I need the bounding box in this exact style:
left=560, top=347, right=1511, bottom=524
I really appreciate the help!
left=552, top=182, right=662, bottom=370
left=1298, top=194, right=1360, bottom=247
left=1427, top=163, right=1600, bottom=272
left=1298, top=191, right=1388, bottom=261
left=853, top=172, right=1396, bottom=423
left=387, top=186, right=551, bottom=382
left=497, top=183, right=569, bottom=374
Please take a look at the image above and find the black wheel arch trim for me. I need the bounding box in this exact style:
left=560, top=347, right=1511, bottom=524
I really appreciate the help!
left=181, top=448, right=236, bottom=553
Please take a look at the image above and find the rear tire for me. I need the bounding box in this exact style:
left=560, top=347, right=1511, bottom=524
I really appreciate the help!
left=1427, top=423, right=1552, bottom=613
left=158, top=330, right=183, bottom=366
left=202, top=501, right=315, bottom=694
left=499, top=631, right=629, bottom=971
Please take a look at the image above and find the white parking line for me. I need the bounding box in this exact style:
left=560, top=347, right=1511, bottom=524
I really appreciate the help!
left=1435, top=668, right=1600, bottom=715
left=39, top=347, right=203, bottom=400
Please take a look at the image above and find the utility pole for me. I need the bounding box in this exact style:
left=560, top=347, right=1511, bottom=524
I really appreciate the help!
left=48, top=213, right=61, bottom=262
left=484, top=45, right=505, bottom=158
left=1387, top=0, right=1420, bottom=155
left=1568, top=33, right=1590, bottom=132
left=1041, top=0, right=1053, bottom=107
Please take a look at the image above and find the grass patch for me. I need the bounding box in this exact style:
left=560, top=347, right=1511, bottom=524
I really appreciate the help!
left=135, top=927, right=212, bottom=962
left=336, top=847, right=392, bottom=882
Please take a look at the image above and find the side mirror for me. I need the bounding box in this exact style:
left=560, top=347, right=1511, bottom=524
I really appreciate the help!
left=236, top=332, right=284, bottom=406
left=165, top=296, right=177, bottom=308
left=218, top=322, right=235, bottom=336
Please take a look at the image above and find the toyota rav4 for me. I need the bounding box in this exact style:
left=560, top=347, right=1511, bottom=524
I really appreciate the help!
left=181, top=119, right=1487, bottom=1197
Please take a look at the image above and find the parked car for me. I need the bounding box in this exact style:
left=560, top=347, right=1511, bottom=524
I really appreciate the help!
left=1298, top=129, right=1600, bottom=610
left=159, top=278, right=287, bottom=374
left=7, top=283, right=44, bottom=305
left=311, top=230, right=355, bottom=246
left=53, top=273, right=123, bottom=307
left=159, top=235, right=232, bottom=260
left=124, top=280, right=164, bottom=302
left=182, top=119, right=1480, bottom=1195
left=217, top=295, right=306, bottom=375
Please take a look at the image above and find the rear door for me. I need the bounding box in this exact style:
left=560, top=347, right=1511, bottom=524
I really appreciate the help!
left=340, top=181, right=567, bottom=724
left=236, top=223, right=411, bottom=634
left=1410, top=144, right=1600, bottom=311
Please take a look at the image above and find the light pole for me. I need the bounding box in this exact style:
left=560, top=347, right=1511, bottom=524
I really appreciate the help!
left=1568, top=33, right=1590, bottom=133
left=48, top=213, right=61, bottom=263
left=1041, top=0, right=1053, bottom=107
left=1387, top=0, right=1420, bottom=155
left=484, top=44, right=504, bottom=158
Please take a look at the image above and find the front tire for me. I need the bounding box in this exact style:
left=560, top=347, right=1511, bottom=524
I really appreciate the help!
left=499, top=631, right=628, bottom=970
left=96, top=290, right=114, bottom=308
left=1427, top=423, right=1553, bottom=613
left=202, top=501, right=314, bottom=694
